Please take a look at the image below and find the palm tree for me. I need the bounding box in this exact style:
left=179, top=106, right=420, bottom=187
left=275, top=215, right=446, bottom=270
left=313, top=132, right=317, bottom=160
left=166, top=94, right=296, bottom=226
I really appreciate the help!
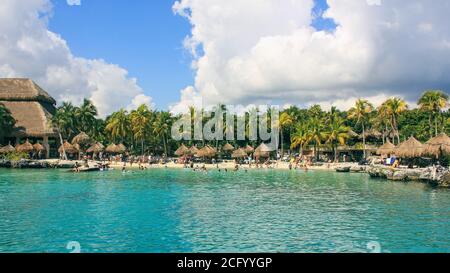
left=348, top=99, right=373, bottom=159
left=75, top=99, right=98, bottom=134
left=307, top=117, right=326, bottom=161
left=374, top=103, right=391, bottom=144
left=52, top=102, right=78, bottom=160
left=278, top=112, right=294, bottom=157
left=384, top=97, right=408, bottom=144
left=0, top=103, right=15, bottom=139
left=290, top=123, right=310, bottom=157
left=130, top=104, right=152, bottom=155
left=418, top=90, right=449, bottom=137
left=325, top=117, right=350, bottom=162
left=105, top=109, right=130, bottom=143
left=153, top=111, right=172, bottom=156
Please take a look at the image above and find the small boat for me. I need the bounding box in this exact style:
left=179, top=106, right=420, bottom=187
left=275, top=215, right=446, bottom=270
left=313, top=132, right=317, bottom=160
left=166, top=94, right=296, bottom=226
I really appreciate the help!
left=336, top=166, right=351, bottom=173
left=71, top=167, right=100, bottom=173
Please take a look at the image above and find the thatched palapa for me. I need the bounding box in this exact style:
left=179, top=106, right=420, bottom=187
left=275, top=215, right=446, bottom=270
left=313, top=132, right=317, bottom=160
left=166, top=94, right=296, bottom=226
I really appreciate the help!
left=58, top=141, right=78, bottom=154
left=105, top=144, right=118, bottom=153
left=196, top=146, right=216, bottom=158
left=189, top=146, right=199, bottom=154
left=72, top=132, right=91, bottom=145
left=33, top=143, right=46, bottom=152
left=0, top=144, right=16, bottom=154
left=222, top=143, right=234, bottom=152
left=0, top=78, right=57, bottom=138
left=175, top=144, right=190, bottom=156
left=244, top=145, right=255, bottom=154
left=254, top=143, right=271, bottom=158
left=16, top=140, right=34, bottom=153
left=395, top=137, right=424, bottom=158
left=86, top=142, right=104, bottom=153
left=376, top=140, right=396, bottom=155
left=423, top=133, right=450, bottom=158
left=116, top=143, right=127, bottom=154
left=232, top=148, right=247, bottom=159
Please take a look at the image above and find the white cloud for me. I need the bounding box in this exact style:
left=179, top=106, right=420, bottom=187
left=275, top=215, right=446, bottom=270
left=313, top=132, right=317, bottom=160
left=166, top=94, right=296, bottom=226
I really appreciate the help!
left=0, top=0, right=152, bottom=117
left=67, top=0, right=81, bottom=6
left=172, top=0, right=450, bottom=110
left=127, top=93, right=155, bottom=111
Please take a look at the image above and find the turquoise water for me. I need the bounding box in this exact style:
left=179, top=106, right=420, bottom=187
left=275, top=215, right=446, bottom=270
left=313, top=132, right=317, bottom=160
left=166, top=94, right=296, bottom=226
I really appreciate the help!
left=0, top=168, right=449, bottom=253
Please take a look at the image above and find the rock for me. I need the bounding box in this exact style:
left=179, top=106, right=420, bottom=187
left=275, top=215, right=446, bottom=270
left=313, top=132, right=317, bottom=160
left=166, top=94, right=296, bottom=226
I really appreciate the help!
left=0, top=160, right=12, bottom=168
left=350, top=166, right=366, bottom=173
left=391, top=170, right=408, bottom=181
left=438, top=173, right=450, bottom=188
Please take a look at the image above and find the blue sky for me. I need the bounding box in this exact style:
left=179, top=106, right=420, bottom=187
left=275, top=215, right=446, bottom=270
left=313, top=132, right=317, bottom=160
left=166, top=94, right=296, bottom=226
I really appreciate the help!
left=48, top=0, right=333, bottom=110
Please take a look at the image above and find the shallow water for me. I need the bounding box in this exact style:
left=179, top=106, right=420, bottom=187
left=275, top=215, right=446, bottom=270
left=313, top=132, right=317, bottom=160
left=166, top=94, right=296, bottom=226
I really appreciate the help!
left=0, top=168, right=448, bottom=253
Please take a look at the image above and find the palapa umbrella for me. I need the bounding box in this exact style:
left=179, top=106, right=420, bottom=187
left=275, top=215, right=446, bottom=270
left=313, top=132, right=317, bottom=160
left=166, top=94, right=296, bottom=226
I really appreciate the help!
left=395, top=137, right=424, bottom=158
left=0, top=143, right=16, bottom=154
left=116, top=143, right=127, bottom=154
left=175, top=144, right=190, bottom=156
left=58, top=141, right=78, bottom=154
left=254, top=143, right=271, bottom=158
left=222, top=143, right=234, bottom=152
left=244, top=145, right=255, bottom=154
left=189, top=145, right=199, bottom=154
left=196, top=146, right=216, bottom=158
left=16, top=140, right=34, bottom=153
left=71, top=132, right=91, bottom=145
left=86, top=142, right=104, bottom=153
left=423, top=133, right=450, bottom=159
left=232, top=148, right=247, bottom=159
left=376, top=139, right=396, bottom=155
left=33, top=143, right=46, bottom=152
left=105, top=143, right=118, bottom=154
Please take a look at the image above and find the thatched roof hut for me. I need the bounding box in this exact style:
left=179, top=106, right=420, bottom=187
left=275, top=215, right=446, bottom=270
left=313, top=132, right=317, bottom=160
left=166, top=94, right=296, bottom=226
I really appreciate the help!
left=196, top=146, right=216, bottom=158
left=86, top=142, right=104, bottom=153
left=16, top=139, right=34, bottom=153
left=395, top=137, right=424, bottom=158
left=222, top=143, right=234, bottom=152
left=33, top=143, right=46, bottom=152
left=105, top=144, right=118, bottom=153
left=376, top=140, right=396, bottom=155
left=58, top=141, right=78, bottom=154
left=232, top=148, right=247, bottom=158
left=189, top=145, right=199, bottom=154
left=423, top=133, right=450, bottom=158
left=254, top=143, right=271, bottom=158
left=244, top=145, right=255, bottom=154
left=0, top=144, right=16, bottom=154
left=0, top=78, right=57, bottom=138
left=116, top=143, right=127, bottom=154
left=175, top=144, right=190, bottom=156
left=72, top=132, right=91, bottom=145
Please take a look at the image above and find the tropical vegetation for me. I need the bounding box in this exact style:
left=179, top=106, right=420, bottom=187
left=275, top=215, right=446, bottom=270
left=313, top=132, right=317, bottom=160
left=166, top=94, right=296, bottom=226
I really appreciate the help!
left=45, top=90, right=450, bottom=161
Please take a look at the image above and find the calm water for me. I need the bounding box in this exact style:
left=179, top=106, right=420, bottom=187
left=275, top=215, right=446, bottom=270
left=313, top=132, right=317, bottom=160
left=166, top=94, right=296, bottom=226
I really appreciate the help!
left=0, top=168, right=448, bottom=253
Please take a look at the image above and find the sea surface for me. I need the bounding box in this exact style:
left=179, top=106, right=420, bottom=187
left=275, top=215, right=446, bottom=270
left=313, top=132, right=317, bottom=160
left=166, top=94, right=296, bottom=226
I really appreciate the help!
left=0, top=168, right=448, bottom=253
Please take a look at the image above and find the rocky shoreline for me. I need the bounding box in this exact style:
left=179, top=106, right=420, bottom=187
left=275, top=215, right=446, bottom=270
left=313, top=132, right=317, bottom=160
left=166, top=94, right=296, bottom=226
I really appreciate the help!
left=366, top=165, right=450, bottom=188
left=0, top=159, right=78, bottom=169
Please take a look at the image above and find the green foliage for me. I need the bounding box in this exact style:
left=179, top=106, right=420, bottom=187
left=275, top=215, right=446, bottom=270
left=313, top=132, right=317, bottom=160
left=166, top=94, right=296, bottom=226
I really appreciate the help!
left=48, top=90, right=449, bottom=158
left=0, top=103, right=15, bottom=137
left=3, top=152, right=30, bottom=161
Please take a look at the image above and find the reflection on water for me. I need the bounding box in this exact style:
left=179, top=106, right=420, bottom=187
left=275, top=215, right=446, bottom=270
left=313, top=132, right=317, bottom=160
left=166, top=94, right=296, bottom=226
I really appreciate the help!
left=0, top=168, right=449, bottom=253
